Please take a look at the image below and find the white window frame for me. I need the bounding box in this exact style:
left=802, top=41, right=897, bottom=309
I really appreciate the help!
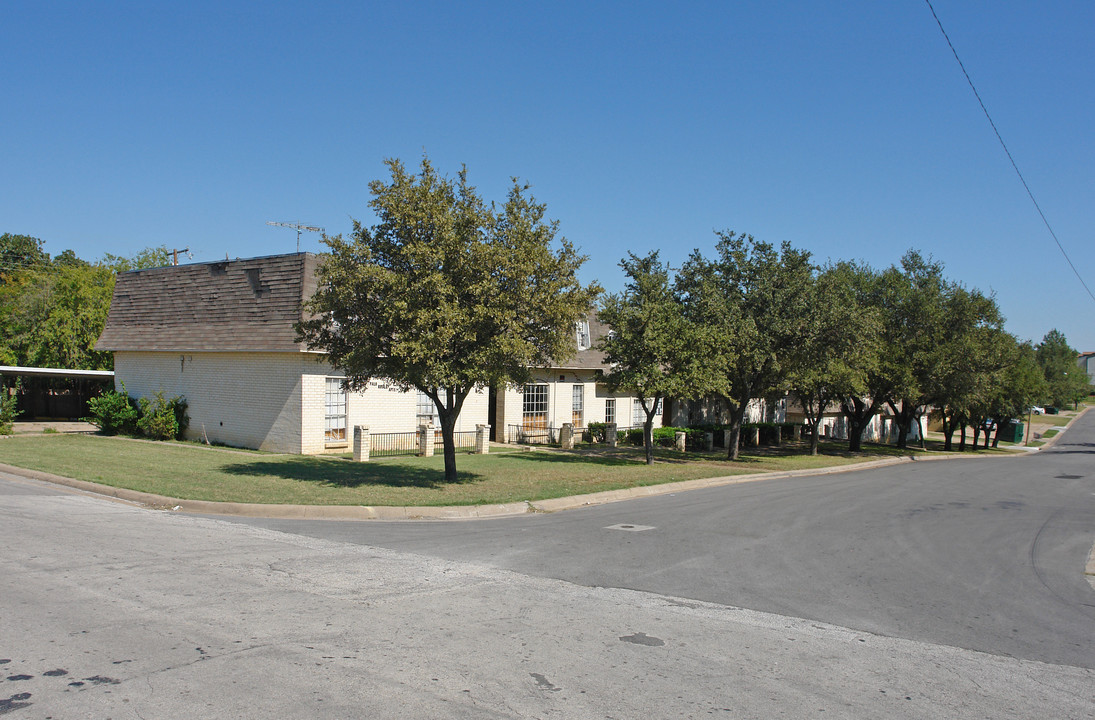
left=576, top=320, right=591, bottom=351
left=523, top=384, right=549, bottom=429
left=632, top=397, right=662, bottom=427
left=416, top=388, right=446, bottom=427
left=605, top=397, right=616, bottom=425
left=572, top=384, right=584, bottom=427
left=325, top=377, right=347, bottom=444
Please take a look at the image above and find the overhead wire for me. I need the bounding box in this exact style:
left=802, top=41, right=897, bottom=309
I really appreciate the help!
left=923, top=0, right=1095, bottom=305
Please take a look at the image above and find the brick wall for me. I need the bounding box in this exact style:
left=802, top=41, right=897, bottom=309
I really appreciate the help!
left=114, top=351, right=491, bottom=454
left=114, top=351, right=307, bottom=453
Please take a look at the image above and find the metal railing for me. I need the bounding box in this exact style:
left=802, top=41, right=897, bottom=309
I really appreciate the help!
left=451, top=430, right=476, bottom=451
left=508, top=424, right=557, bottom=445
left=368, top=428, right=478, bottom=458
left=370, top=431, right=419, bottom=458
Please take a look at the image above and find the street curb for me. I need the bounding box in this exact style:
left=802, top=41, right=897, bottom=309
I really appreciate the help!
left=0, top=448, right=1013, bottom=522
left=6, top=408, right=1088, bottom=521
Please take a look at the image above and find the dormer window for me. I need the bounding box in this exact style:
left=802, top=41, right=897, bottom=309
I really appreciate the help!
left=576, top=319, right=591, bottom=351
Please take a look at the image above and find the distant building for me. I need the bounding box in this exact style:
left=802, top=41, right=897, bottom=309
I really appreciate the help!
left=1078, top=352, right=1095, bottom=385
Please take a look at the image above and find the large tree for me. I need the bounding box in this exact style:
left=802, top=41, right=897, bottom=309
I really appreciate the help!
left=931, top=284, right=1005, bottom=451
left=598, top=251, right=709, bottom=465
left=1037, top=329, right=1090, bottom=409
left=678, top=232, right=812, bottom=460
left=881, top=251, right=949, bottom=449
left=786, top=262, right=881, bottom=455
left=834, top=261, right=892, bottom=452
left=297, top=156, right=600, bottom=483
left=0, top=242, right=171, bottom=369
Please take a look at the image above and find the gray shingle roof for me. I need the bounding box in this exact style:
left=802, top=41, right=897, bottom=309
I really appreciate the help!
left=96, top=252, right=612, bottom=372
left=96, top=253, right=319, bottom=352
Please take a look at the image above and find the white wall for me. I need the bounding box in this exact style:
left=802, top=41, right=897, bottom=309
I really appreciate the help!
left=495, top=370, right=663, bottom=442
left=114, top=351, right=490, bottom=454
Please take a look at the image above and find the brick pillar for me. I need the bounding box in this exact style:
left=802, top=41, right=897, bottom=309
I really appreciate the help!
left=560, top=423, right=575, bottom=450
left=748, top=426, right=760, bottom=446
left=353, top=425, right=370, bottom=462
left=418, top=423, right=434, bottom=457
left=674, top=431, right=686, bottom=452
left=475, top=424, right=490, bottom=454
left=792, top=424, right=802, bottom=441
left=704, top=432, right=714, bottom=451
left=606, top=423, right=618, bottom=448
left=773, top=425, right=782, bottom=445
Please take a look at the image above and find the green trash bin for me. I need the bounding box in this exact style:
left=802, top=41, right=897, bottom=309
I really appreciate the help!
left=1002, top=421, right=1024, bottom=443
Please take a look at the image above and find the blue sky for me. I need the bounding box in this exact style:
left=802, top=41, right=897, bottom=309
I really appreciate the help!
left=4, top=1, right=1093, bottom=350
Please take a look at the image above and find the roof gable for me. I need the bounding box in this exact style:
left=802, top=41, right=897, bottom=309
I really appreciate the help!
left=96, top=253, right=319, bottom=352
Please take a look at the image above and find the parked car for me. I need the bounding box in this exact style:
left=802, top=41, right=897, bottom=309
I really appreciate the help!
left=1029, top=406, right=1045, bottom=415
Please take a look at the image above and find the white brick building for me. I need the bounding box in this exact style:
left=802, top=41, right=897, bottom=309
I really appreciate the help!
left=492, top=317, right=663, bottom=442
left=96, top=253, right=488, bottom=453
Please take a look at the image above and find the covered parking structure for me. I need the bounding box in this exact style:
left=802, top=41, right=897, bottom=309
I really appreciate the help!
left=0, top=366, right=114, bottom=420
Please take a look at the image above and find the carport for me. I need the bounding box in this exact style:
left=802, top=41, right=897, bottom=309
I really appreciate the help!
left=0, top=365, right=114, bottom=420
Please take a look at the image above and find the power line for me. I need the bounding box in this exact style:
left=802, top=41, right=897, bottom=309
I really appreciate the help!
left=923, top=0, right=1095, bottom=305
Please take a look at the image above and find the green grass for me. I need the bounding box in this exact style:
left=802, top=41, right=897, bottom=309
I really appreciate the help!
left=1042, top=428, right=1060, bottom=438
left=0, top=434, right=931, bottom=507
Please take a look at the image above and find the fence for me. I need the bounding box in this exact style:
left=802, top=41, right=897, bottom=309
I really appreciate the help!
left=369, top=428, right=479, bottom=458
left=370, top=431, right=419, bottom=458
left=508, top=424, right=558, bottom=445
left=506, top=424, right=641, bottom=448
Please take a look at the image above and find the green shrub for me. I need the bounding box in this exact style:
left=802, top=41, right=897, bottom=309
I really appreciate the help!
left=85, top=384, right=138, bottom=435
left=0, top=384, right=19, bottom=435
left=170, top=396, right=190, bottom=438
left=587, top=422, right=608, bottom=442
left=137, top=390, right=188, bottom=441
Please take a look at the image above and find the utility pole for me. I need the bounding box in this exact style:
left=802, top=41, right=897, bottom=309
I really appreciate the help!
left=266, top=221, right=324, bottom=252
left=170, top=247, right=191, bottom=266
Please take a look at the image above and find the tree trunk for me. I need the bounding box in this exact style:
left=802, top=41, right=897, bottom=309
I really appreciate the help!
left=439, top=411, right=458, bottom=483
left=941, top=414, right=955, bottom=451
left=643, top=417, right=654, bottom=466
left=842, top=396, right=877, bottom=453
left=725, top=403, right=747, bottom=461
left=809, top=422, right=820, bottom=455
left=434, top=387, right=468, bottom=484
left=848, top=417, right=864, bottom=452
left=959, top=424, right=967, bottom=452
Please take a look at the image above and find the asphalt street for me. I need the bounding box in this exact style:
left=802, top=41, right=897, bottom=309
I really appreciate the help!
left=224, top=412, right=1095, bottom=671
left=1, top=416, right=1093, bottom=717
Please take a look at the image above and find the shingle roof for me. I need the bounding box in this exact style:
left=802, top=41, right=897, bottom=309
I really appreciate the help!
left=96, top=253, right=319, bottom=352
left=96, top=252, right=614, bottom=372
left=551, top=315, right=611, bottom=370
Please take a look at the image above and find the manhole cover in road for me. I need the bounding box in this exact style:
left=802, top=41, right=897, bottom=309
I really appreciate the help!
left=605, top=523, right=655, bottom=532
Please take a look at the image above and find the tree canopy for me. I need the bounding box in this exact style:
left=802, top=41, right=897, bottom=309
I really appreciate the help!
left=297, top=156, right=600, bottom=482
left=0, top=240, right=172, bottom=370
left=598, top=251, right=707, bottom=464
left=1037, top=329, right=1090, bottom=408
left=677, top=232, right=813, bottom=459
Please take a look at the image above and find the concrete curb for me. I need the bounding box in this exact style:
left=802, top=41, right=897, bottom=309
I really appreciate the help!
left=6, top=408, right=1088, bottom=521
left=0, top=448, right=1015, bottom=522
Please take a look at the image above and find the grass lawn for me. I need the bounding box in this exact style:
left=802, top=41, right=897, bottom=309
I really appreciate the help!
left=0, top=433, right=945, bottom=507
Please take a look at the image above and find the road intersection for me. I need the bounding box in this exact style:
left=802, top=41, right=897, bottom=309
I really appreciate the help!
left=1, top=414, right=1093, bottom=717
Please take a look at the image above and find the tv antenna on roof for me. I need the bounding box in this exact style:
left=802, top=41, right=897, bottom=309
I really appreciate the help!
left=266, top=221, right=324, bottom=252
